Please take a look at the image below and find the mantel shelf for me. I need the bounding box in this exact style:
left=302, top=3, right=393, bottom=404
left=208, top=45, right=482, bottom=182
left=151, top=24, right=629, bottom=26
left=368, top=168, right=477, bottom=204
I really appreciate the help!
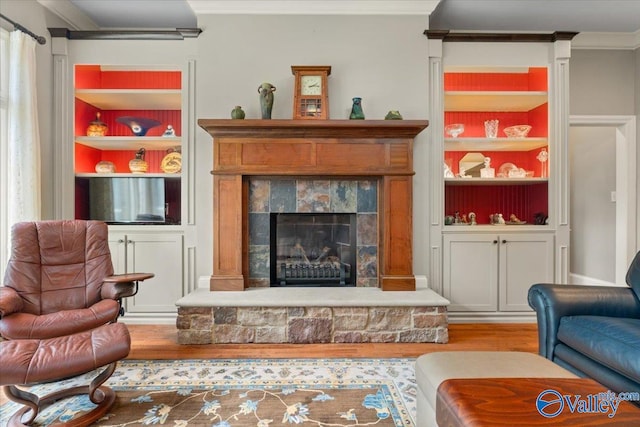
left=198, top=119, right=429, bottom=139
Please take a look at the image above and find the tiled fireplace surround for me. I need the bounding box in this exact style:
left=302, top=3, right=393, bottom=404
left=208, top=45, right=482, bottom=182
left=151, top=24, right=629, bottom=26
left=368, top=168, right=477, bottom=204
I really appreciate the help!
left=176, top=120, right=449, bottom=344
left=247, top=178, right=379, bottom=288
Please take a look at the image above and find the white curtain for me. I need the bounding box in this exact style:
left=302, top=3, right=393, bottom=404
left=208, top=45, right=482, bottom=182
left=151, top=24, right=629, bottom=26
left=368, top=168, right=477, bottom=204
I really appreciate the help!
left=7, top=30, right=41, bottom=225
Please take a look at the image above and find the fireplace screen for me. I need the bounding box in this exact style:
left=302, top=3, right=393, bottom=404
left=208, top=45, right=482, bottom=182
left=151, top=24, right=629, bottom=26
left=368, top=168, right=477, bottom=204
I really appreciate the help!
left=270, top=213, right=356, bottom=286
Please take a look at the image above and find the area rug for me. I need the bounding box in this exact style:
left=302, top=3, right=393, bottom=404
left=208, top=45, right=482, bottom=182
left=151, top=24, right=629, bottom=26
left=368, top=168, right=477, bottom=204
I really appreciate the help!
left=0, top=358, right=417, bottom=426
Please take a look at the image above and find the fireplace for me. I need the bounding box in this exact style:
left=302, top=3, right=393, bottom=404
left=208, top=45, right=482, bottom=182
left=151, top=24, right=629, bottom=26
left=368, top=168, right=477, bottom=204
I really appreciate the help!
left=271, top=213, right=357, bottom=286
left=198, top=119, right=428, bottom=291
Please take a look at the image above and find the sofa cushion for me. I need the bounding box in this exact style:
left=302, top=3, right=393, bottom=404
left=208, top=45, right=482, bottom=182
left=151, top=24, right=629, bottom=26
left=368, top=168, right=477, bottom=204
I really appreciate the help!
left=627, top=251, right=640, bottom=302
left=557, top=315, right=640, bottom=382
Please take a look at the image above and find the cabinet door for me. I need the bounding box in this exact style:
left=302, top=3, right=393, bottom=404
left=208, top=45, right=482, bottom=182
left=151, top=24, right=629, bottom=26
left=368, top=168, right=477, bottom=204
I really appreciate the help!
left=498, top=233, right=554, bottom=311
left=108, top=234, right=126, bottom=274
left=122, top=233, right=184, bottom=314
left=443, top=234, right=498, bottom=311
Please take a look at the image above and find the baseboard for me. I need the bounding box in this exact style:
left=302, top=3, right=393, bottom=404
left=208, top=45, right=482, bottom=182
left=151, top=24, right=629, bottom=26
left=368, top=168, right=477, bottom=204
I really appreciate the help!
left=568, top=273, right=617, bottom=287
left=447, top=312, right=537, bottom=323
left=120, top=313, right=177, bottom=325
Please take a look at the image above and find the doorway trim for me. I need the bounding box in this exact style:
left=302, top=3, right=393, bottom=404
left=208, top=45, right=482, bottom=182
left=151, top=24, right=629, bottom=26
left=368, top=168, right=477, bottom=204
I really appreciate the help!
left=569, top=115, right=636, bottom=285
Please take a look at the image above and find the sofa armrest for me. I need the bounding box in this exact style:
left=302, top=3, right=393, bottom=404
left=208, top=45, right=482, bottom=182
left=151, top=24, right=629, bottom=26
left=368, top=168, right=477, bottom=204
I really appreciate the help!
left=0, top=286, right=23, bottom=318
left=528, top=284, right=640, bottom=359
left=101, top=273, right=155, bottom=300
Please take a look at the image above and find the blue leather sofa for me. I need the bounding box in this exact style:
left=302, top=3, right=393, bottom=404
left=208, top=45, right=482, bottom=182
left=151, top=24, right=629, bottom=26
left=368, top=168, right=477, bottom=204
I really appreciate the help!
left=528, top=251, right=640, bottom=396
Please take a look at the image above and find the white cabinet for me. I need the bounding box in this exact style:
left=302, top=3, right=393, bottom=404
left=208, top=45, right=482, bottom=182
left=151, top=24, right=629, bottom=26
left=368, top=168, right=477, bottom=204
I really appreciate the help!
left=109, top=231, right=184, bottom=317
left=443, top=232, right=554, bottom=313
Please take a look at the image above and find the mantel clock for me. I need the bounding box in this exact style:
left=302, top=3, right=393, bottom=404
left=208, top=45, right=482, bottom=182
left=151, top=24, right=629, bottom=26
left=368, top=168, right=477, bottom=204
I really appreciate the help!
left=291, top=65, right=331, bottom=119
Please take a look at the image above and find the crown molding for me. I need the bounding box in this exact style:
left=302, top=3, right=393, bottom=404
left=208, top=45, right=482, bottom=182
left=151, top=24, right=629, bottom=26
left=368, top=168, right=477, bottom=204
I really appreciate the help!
left=48, top=27, right=202, bottom=40
left=424, top=30, right=578, bottom=43
left=187, top=0, right=440, bottom=15
left=37, top=0, right=99, bottom=30
left=572, top=30, right=640, bottom=50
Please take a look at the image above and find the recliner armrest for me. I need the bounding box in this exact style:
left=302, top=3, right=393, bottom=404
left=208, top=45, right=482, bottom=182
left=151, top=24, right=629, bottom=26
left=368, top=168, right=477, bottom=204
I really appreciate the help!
left=101, top=273, right=155, bottom=300
left=528, top=284, right=640, bottom=359
left=0, top=286, right=23, bottom=318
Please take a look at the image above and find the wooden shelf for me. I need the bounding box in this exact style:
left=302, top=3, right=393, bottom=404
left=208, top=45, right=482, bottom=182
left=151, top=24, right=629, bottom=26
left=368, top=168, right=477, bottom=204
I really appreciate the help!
left=75, top=136, right=181, bottom=150
left=445, top=178, right=548, bottom=186
left=445, top=91, right=547, bottom=112
left=75, top=89, right=181, bottom=110
left=444, top=138, right=547, bottom=152
left=76, top=173, right=181, bottom=178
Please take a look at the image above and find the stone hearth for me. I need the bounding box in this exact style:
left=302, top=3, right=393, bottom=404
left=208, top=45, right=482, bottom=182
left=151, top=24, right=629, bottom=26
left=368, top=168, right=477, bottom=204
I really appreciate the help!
left=176, top=279, right=449, bottom=344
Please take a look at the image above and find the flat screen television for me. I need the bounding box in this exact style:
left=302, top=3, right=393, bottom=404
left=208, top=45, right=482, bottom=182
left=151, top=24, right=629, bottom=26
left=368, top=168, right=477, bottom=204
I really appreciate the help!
left=88, top=177, right=166, bottom=224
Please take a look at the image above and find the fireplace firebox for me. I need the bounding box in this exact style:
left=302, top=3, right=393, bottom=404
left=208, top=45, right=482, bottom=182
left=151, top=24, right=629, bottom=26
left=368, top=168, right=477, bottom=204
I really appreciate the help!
left=270, top=213, right=357, bottom=287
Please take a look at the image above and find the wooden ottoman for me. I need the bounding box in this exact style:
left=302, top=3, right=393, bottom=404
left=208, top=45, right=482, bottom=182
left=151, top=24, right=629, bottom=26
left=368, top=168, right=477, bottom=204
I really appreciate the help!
left=415, top=351, right=578, bottom=427
left=0, top=322, right=131, bottom=426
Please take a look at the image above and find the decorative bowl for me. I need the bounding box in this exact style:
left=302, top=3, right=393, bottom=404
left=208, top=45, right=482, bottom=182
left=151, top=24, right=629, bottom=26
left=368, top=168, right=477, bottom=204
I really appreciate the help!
left=116, top=116, right=161, bottom=136
left=445, top=123, right=465, bottom=138
left=504, top=125, right=532, bottom=138
left=95, top=160, right=115, bottom=173
left=497, top=162, right=518, bottom=178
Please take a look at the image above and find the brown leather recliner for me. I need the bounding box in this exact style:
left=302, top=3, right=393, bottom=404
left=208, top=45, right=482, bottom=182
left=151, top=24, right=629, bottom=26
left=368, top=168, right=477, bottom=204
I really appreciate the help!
left=0, top=220, right=153, bottom=340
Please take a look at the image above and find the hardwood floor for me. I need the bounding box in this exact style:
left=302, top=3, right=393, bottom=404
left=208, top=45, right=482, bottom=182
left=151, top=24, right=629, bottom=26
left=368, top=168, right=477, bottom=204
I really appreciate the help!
left=126, top=323, right=539, bottom=359
left=0, top=324, right=538, bottom=406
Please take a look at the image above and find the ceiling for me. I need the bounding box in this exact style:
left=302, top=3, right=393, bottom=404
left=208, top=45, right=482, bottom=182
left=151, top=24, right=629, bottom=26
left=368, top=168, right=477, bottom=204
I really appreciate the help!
left=39, top=0, right=640, bottom=48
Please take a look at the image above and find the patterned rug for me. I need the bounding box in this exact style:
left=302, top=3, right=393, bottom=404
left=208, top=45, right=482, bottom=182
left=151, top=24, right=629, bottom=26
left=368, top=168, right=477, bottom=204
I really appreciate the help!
left=0, top=358, right=417, bottom=426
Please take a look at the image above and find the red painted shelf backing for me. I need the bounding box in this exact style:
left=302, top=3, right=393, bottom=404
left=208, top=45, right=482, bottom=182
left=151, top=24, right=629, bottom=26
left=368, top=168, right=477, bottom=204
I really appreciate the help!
left=444, top=148, right=549, bottom=178
left=445, top=106, right=547, bottom=138
left=75, top=146, right=171, bottom=174
left=445, top=184, right=548, bottom=225
left=75, top=99, right=181, bottom=137
left=75, top=65, right=181, bottom=89
left=444, top=67, right=547, bottom=91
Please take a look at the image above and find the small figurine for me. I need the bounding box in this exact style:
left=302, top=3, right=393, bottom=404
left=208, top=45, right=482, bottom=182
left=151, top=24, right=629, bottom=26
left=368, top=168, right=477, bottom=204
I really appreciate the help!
left=444, top=162, right=455, bottom=178
left=497, top=213, right=505, bottom=224
left=469, top=212, right=477, bottom=225
left=509, top=214, right=525, bottom=224
left=480, top=156, right=495, bottom=178
left=162, top=125, right=176, bottom=137
left=537, top=148, right=549, bottom=178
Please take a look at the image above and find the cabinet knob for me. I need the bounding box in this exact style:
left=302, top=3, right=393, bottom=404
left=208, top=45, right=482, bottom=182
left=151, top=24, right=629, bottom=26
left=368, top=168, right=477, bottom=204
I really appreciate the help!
left=493, top=240, right=498, bottom=244
left=118, top=239, right=125, bottom=244
left=502, top=239, right=507, bottom=244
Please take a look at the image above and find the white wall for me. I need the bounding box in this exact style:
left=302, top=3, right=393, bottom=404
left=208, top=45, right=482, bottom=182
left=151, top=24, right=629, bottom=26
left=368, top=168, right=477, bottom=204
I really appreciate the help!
left=569, top=48, right=639, bottom=279
left=569, top=126, right=616, bottom=283
left=570, top=50, right=636, bottom=115
left=193, top=14, right=432, bottom=281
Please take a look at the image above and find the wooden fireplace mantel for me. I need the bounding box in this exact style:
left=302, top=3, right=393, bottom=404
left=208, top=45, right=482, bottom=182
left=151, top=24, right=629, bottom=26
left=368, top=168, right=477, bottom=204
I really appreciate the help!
left=199, top=119, right=428, bottom=291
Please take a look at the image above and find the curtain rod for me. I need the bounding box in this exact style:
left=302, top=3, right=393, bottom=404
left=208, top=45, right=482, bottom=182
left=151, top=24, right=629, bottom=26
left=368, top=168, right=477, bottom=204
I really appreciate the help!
left=0, top=13, right=47, bottom=45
